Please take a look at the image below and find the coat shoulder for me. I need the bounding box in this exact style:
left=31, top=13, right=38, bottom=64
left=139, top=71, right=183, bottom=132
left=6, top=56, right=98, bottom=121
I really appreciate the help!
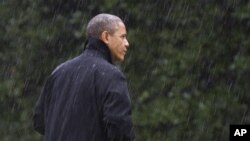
left=95, top=58, right=124, bottom=78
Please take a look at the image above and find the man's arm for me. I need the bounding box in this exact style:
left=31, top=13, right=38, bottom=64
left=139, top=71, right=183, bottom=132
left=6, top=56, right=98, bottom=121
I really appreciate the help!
left=33, top=76, right=53, bottom=135
left=102, top=70, right=135, bottom=141
left=33, top=87, right=46, bottom=135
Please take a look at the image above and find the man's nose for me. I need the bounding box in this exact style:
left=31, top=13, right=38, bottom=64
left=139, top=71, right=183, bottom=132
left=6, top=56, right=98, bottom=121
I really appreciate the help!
left=125, top=39, right=129, bottom=48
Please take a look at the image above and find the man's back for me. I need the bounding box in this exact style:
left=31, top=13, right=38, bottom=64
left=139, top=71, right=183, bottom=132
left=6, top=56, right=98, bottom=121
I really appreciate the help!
left=44, top=52, right=104, bottom=141
left=33, top=38, right=135, bottom=141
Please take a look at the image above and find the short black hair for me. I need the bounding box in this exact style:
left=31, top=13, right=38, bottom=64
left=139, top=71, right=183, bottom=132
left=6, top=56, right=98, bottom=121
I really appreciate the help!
left=86, top=13, right=123, bottom=38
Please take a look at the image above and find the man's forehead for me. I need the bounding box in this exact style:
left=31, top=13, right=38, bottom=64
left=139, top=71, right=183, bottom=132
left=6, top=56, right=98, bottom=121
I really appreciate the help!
left=117, top=22, right=126, bottom=31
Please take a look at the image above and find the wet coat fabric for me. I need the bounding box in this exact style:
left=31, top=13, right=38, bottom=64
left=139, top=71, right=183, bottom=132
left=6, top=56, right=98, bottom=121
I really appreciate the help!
left=33, top=38, right=135, bottom=141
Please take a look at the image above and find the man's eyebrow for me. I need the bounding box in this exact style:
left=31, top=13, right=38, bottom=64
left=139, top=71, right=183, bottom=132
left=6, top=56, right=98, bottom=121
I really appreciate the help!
left=121, top=33, right=127, bottom=37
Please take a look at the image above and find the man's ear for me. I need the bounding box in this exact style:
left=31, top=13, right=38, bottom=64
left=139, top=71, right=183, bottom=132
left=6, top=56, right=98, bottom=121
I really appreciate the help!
left=100, top=31, right=109, bottom=44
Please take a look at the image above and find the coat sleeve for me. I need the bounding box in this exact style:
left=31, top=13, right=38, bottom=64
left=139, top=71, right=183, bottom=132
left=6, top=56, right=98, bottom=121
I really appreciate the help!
left=101, top=70, right=135, bottom=141
left=33, top=76, right=53, bottom=135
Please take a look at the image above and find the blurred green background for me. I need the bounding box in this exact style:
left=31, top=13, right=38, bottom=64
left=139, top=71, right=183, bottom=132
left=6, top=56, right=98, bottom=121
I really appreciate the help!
left=1, top=0, right=250, bottom=141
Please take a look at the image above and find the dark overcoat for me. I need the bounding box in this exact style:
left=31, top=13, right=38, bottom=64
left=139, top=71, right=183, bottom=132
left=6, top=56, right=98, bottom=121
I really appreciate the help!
left=33, top=38, right=135, bottom=141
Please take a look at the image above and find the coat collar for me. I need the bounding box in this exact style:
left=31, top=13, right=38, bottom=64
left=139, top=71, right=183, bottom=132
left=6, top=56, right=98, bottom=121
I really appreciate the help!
left=83, top=37, right=113, bottom=64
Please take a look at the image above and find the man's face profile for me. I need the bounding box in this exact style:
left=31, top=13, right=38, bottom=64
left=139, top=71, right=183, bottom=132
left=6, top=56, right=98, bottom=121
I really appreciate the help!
left=106, top=22, right=129, bottom=62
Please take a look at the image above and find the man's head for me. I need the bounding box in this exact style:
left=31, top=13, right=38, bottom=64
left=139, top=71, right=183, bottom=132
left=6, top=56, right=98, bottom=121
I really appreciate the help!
left=86, top=14, right=129, bottom=62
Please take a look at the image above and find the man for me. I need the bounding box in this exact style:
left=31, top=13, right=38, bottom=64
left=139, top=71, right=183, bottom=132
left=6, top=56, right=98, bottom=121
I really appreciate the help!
left=33, top=13, right=135, bottom=141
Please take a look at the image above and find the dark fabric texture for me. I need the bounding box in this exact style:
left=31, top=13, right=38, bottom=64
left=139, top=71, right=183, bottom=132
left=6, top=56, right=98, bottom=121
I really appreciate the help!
left=33, top=38, right=135, bottom=141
